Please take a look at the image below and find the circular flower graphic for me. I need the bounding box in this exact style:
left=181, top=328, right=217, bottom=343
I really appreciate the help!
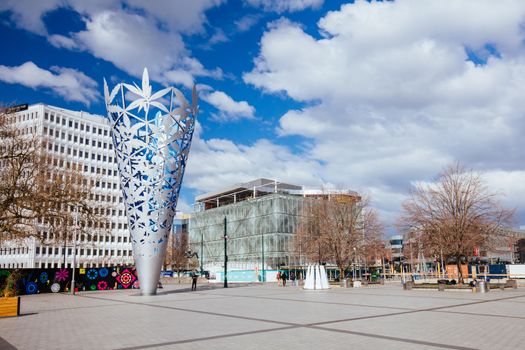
left=99, top=268, right=109, bottom=278
left=55, top=268, right=69, bottom=282
left=26, top=282, right=38, bottom=294
left=120, top=272, right=132, bottom=285
left=86, top=269, right=98, bottom=280
left=39, top=272, right=49, bottom=284
left=97, top=280, right=108, bottom=290
left=116, top=268, right=136, bottom=289
left=51, top=283, right=60, bottom=293
left=111, top=271, right=117, bottom=277
left=90, top=284, right=97, bottom=290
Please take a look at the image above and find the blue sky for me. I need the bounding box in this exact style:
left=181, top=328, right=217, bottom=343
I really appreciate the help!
left=1, top=0, right=524, bottom=232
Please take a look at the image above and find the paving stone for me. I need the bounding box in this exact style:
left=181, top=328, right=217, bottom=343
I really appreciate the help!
left=0, top=283, right=524, bottom=350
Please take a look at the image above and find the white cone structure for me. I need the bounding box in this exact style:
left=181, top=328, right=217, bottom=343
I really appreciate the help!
left=304, top=265, right=314, bottom=289
left=104, top=68, right=198, bottom=295
left=304, top=264, right=330, bottom=290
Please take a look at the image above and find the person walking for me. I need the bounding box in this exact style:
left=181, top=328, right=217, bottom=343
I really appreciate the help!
left=191, top=272, right=198, bottom=291
left=276, top=271, right=281, bottom=286
left=290, top=271, right=296, bottom=286
left=282, top=271, right=287, bottom=287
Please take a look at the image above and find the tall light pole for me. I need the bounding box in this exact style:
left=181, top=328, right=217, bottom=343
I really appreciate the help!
left=224, top=216, right=228, bottom=288
left=71, top=206, right=79, bottom=295
left=261, top=228, right=265, bottom=282
left=353, top=247, right=356, bottom=282
left=200, top=232, right=204, bottom=275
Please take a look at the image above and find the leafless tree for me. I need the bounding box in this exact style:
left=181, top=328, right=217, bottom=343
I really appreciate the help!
left=171, top=231, right=189, bottom=281
left=295, top=194, right=384, bottom=280
left=0, top=106, right=109, bottom=248
left=399, top=163, right=514, bottom=283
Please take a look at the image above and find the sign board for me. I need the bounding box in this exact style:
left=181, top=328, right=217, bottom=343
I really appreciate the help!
left=5, top=104, right=28, bottom=114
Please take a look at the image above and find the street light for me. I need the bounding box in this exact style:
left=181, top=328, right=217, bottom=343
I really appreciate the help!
left=71, top=206, right=79, bottom=295
left=353, top=247, right=357, bottom=282
left=224, top=216, right=228, bottom=288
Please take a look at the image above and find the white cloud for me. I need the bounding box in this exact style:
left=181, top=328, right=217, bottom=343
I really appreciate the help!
left=185, top=122, right=323, bottom=193
left=1, top=1, right=224, bottom=84
left=210, top=29, right=229, bottom=44
left=125, top=0, right=225, bottom=34
left=0, top=0, right=224, bottom=35
left=73, top=11, right=186, bottom=79
left=235, top=14, right=262, bottom=32
left=0, top=61, right=99, bottom=105
left=48, top=34, right=78, bottom=50
left=246, top=0, right=323, bottom=13
left=243, top=0, right=525, bottom=226
left=0, top=0, right=61, bottom=35
left=201, top=90, right=256, bottom=122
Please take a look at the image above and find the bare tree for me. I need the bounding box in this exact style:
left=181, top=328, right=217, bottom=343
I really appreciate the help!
left=295, top=195, right=384, bottom=281
left=171, top=230, right=189, bottom=281
left=0, top=106, right=109, bottom=249
left=399, top=163, right=514, bottom=283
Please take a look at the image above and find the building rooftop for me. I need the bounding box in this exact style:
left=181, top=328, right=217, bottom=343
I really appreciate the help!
left=195, top=178, right=302, bottom=206
left=195, top=178, right=359, bottom=211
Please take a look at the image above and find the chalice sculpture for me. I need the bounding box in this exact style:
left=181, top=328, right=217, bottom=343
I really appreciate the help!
left=104, top=69, right=197, bottom=295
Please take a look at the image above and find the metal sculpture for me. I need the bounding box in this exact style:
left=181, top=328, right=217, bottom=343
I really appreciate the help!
left=104, top=68, right=197, bottom=295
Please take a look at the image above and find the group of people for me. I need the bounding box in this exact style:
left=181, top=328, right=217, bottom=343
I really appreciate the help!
left=276, top=271, right=297, bottom=286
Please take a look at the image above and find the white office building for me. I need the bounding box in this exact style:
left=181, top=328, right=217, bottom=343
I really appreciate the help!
left=0, top=104, right=134, bottom=268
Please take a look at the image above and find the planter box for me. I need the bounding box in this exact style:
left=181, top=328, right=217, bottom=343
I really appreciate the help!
left=0, top=297, right=20, bottom=317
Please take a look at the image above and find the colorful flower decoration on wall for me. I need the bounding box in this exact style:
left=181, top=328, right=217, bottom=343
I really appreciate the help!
left=55, top=268, right=69, bottom=282
left=86, top=269, right=98, bottom=280
left=97, top=280, right=108, bottom=290
left=116, top=268, right=137, bottom=289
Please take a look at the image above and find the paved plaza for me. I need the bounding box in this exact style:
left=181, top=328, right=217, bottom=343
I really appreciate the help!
left=1, top=283, right=525, bottom=350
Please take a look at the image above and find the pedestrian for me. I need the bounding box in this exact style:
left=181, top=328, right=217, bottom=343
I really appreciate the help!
left=290, top=271, right=296, bottom=286
left=282, top=271, right=287, bottom=287
left=191, top=272, right=198, bottom=291
left=277, top=271, right=281, bottom=286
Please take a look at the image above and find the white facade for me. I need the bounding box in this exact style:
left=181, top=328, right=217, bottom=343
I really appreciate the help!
left=0, top=104, right=133, bottom=269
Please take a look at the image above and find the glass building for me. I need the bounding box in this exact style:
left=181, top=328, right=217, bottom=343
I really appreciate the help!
left=188, top=178, right=359, bottom=279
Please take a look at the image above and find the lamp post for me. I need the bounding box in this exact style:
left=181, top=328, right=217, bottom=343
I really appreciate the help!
left=261, top=230, right=265, bottom=282
left=353, top=247, right=357, bottom=282
left=224, top=216, right=228, bottom=288
left=200, top=232, right=204, bottom=276
left=71, top=206, right=79, bottom=295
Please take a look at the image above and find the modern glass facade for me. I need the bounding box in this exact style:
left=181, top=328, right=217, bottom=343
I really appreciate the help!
left=189, top=193, right=305, bottom=275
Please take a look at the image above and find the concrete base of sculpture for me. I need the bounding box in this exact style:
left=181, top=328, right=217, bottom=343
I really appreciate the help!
left=303, top=265, right=330, bottom=290
left=136, top=255, right=165, bottom=295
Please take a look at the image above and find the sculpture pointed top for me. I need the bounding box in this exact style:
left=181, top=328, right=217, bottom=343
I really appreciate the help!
left=141, top=68, right=151, bottom=98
